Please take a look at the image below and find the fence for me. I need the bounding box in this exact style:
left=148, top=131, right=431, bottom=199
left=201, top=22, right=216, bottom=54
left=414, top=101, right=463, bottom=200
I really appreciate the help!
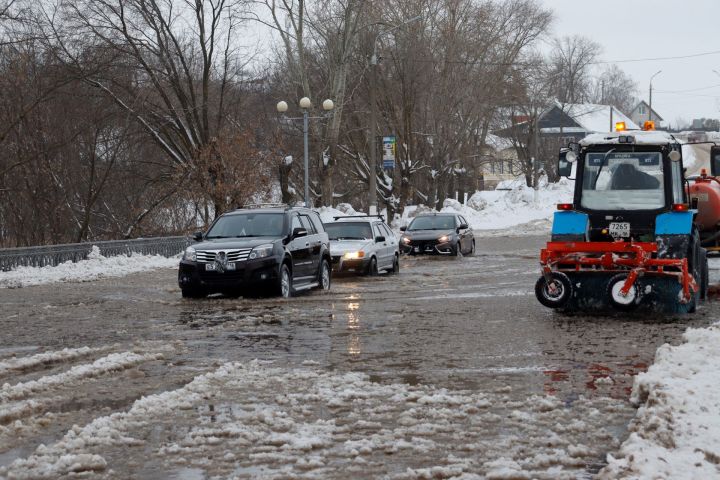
left=0, top=236, right=191, bottom=272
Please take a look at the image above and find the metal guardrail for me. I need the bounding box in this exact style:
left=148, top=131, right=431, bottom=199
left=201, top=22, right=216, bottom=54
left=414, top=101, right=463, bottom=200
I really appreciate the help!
left=0, top=236, right=191, bottom=272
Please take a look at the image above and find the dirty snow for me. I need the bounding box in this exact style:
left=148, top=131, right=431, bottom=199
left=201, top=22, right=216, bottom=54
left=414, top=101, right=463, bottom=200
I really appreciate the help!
left=0, top=347, right=102, bottom=378
left=0, top=246, right=180, bottom=288
left=1, top=360, right=627, bottom=479
left=598, top=323, right=720, bottom=480
left=439, top=177, right=574, bottom=233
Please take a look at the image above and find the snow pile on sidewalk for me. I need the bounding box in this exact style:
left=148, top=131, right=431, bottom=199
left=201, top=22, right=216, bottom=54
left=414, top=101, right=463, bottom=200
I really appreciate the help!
left=439, top=177, right=574, bottom=233
left=316, top=203, right=367, bottom=223
left=0, top=246, right=180, bottom=288
left=598, top=324, right=720, bottom=480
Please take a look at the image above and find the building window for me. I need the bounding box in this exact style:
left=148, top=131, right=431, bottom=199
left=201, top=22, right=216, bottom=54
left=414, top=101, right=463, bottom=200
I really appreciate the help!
left=638, top=105, right=646, bottom=115
left=560, top=136, right=576, bottom=147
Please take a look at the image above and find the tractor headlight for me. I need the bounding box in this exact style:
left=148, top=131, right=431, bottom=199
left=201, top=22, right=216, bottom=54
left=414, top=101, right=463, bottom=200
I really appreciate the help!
left=249, top=244, right=274, bottom=260
left=438, top=234, right=451, bottom=243
left=343, top=251, right=365, bottom=260
left=183, top=246, right=197, bottom=262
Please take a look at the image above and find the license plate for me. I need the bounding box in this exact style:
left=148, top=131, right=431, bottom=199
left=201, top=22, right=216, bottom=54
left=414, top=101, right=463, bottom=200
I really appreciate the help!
left=204, top=263, right=236, bottom=271
left=609, top=222, right=630, bottom=238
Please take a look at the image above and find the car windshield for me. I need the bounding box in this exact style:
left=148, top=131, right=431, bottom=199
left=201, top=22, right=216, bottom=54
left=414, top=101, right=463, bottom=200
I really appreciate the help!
left=580, top=152, right=665, bottom=211
left=408, top=216, right=455, bottom=230
left=206, top=213, right=285, bottom=238
left=323, top=222, right=372, bottom=240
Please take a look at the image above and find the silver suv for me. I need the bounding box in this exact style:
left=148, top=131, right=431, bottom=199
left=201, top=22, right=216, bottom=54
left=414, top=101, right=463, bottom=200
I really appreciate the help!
left=323, top=215, right=400, bottom=275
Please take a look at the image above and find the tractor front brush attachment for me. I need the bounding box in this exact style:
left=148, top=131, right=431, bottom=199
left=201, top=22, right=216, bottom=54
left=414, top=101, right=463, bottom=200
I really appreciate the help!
left=535, top=241, right=699, bottom=313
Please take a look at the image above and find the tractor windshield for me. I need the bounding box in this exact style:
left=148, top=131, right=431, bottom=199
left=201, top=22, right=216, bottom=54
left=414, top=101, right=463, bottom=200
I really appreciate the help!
left=580, top=152, right=665, bottom=210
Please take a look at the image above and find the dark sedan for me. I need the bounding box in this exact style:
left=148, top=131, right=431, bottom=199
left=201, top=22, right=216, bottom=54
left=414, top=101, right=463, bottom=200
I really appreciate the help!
left=399, top=213, right=475, bottom=256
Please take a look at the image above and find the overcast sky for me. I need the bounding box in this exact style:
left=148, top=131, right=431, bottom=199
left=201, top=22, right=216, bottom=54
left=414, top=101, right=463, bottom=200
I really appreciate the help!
left=540, top=0, right=720, bottom=127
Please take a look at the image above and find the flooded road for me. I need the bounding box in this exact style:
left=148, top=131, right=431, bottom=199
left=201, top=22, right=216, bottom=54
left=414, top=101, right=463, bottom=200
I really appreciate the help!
left=0, top=234, right=717, bottom=479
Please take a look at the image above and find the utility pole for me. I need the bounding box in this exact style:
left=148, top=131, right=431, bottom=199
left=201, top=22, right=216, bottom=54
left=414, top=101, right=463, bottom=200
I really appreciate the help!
left=649, top=70, right=662, bottom=125
left=368, top=50, right=378, bottom=215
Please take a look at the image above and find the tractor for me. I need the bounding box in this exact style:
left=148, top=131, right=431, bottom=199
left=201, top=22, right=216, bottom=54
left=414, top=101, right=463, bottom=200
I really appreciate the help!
left=535, top=126, right=713, bottom=313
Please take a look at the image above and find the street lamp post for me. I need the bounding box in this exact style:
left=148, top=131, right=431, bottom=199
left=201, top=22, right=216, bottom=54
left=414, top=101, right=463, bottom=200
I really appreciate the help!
left=649, top=70, right=662, bottom=124
left=367, top=14, right=422, bottom=215
left=276, top=97, right=334, bottom=208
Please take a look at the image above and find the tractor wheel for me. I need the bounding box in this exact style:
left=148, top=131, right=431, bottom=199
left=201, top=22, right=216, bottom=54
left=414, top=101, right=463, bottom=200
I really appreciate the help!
left=535, top=272, right=572, bottom=309
left=700, top=248, right=709, bottom=301
left=607, top=274, right=642, bottom=311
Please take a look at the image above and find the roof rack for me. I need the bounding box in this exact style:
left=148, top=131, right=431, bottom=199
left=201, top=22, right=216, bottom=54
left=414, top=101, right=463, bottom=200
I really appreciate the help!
left=240, top=203, right=290, bottom=210
left=332, top=214, right=386, bottom=222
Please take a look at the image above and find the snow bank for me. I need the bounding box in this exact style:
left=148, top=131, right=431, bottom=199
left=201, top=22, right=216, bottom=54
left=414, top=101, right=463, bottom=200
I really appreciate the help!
left=0, top=246, right=180, bottom=288
left=599, top=324, right=720, bottom=479
left=438, top=177, right=574, bottom=233
left=316, top=203, right=366, bottom=223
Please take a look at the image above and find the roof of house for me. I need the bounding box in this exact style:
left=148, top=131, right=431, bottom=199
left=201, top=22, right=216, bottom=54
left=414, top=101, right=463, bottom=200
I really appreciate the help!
left=629, top=100, right=664, bottom=121
left=542, top=102, right=639, bottom=134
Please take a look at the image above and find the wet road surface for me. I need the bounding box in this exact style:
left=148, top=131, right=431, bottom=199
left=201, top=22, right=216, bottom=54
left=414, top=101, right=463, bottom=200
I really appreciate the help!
left=0, top=234, right=717, bottom=479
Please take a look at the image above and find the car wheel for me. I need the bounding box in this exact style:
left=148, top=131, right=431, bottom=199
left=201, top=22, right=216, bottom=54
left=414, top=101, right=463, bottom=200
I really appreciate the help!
left=278, top=263, right=293, bottom=298
left=453, top=243, right=461, bottom=257
left=391, top=255, right=400, bottom=274
left=366, top=257, right=378, bottom=276
left=318, top=259, right=331, bottom=291
left=470, top=240, right=475, bottom=256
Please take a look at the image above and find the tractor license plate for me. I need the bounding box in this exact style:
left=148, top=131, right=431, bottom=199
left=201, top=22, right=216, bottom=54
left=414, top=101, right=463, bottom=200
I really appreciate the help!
left=609, top=222, right=630, bottom=238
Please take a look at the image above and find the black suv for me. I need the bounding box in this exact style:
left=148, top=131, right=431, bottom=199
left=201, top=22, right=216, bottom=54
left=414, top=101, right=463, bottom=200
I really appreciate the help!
left=178, top=205, right=332, bottom=298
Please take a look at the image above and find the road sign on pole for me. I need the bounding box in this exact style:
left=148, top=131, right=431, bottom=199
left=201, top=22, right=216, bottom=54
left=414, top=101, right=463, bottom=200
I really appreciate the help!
left=382, top=136, right=396, bottom=169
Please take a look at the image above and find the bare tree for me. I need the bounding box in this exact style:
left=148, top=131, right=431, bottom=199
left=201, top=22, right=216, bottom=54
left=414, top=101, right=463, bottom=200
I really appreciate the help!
left=591, top=64, right=638, bottom=114
left=59, top=0, right=259, bottom=218
left=260, top=0, right=364, bottom=206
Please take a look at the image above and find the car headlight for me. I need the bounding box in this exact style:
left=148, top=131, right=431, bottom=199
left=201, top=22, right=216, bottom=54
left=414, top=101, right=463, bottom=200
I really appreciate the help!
left=343, top=251, right=365, bottom=260
left=401, top=236, right=411, bottom=244
left=183, top=246, right=197, bottom=262
left=249, top=244, right=274, bottom=260
left=438, top=234, right=451, bottom=243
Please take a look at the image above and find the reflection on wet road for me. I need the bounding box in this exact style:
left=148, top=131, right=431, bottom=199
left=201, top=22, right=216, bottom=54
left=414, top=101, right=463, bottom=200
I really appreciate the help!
left=0, top=235, right=717, bottom=478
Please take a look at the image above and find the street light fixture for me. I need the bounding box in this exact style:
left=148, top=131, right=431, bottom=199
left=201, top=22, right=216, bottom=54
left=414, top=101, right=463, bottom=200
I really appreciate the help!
left=367, top=14, right=422, bottom=215
left=276, top=97, right=334, bottom=208
left=649, top=70, right=662, bottom=124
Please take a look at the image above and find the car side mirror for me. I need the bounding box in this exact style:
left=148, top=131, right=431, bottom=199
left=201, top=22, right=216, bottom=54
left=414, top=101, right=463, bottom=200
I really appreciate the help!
left=375, top=235, right=385, bottom=243
left=711, top=145, right=720, bottom=177
left=458, top=223, right=469, bottom=230
left=558, top=149, right=573, bottom=178
left=193, top=231, right=203, bottom=242
left=292, top=227, right=308, bottom=238
left=400, top=226, right=407, bottom=231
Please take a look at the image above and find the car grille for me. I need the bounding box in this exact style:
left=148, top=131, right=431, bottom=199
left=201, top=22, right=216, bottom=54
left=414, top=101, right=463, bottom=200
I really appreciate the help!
left=196, top=248, right=252, bottom=263
left=408, top=240, right=438, bottom=251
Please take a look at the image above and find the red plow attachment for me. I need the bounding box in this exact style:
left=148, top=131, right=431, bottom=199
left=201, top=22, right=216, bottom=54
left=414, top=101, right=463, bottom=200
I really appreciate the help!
left=537, top=241, right=698, bottom=310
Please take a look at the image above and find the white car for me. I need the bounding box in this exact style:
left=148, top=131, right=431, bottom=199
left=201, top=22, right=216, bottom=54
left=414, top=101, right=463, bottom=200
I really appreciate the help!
left=323, top=216, right=400, bottom=275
